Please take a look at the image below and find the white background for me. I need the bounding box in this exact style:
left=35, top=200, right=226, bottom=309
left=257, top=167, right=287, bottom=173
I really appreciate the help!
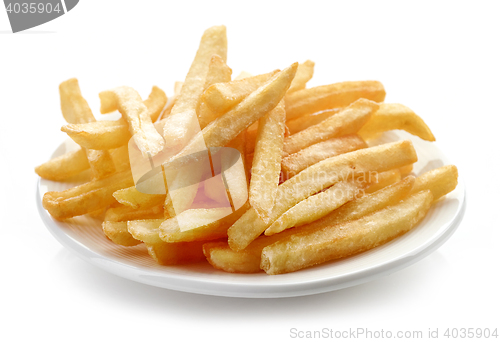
left=1, top=1, right=499, bottom=341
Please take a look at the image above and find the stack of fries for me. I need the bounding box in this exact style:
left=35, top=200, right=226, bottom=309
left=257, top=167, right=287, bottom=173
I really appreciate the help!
left=36, top=26, right=458, bottom=275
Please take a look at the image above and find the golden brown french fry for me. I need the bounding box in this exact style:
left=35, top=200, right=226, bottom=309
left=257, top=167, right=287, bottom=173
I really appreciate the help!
left=42, top=169, right=134, bottom=219
left=62, top=87, right=167, bottom=150
left=99, top=87, right=165, bottom=157
left=265, top=181, right=363, bottom=236
left=87, top=149, right=116, bottom=179
left=205, top=176, right=416, bottom=273
left=285, top=80, right=385, bottom=120
left=228, top=140, right=418, bottom=251
left=160, top=203, right=249, bottom=243
left=287, top=60, right=315, bottom=93
left=146, top=240, right=206, bottom=265
left=261, top=190, right=433, bottom=274
left=162, top=26, right=227, bottom=154
left=249, top=100, right=286, bottom=222
left=60, top=78, right=116, bottom=179
left=281, top=134, right=367, bottom=179
left=365, top=169, right=401, bottom=194
left=163, top=63, right=298, bottom=171
left=202, top=71, right=278, bottom=115
left=104, top=205, right=163, bottom=222
left=113, top=186, right=165, bottom=209
left=358, top=103, right=436, bottom=141
left=102, top=221, right=141, bottom=247
left=159, top=83, right=182, bottom=120
left=286, top=108, right=340, bottom=135
left=35, top=148, right=90, bottom=181
left=283, top=98, right=378, bottom=155
left=127, top=219, right=164, bottom=244
left=410, top=165, right=458, bottom=201
left=198, top=55, right=233, bottom=128
left=399, top=164, right=414, bottom=176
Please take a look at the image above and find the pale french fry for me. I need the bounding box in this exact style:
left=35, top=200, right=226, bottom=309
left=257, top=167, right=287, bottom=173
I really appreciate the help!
left=146, top=241, right=206, bottom=265
left=281, top=134, right=367, bottom=179
left=205, top=176, right=416, bottom=273
left=127, top=219, right=164, bottom=244
left=62, top=87, right=167, bottom=150
left=286, top=108, right=340, bottom=135
left=162, top=26, right=227, bottom=153
left=160, top=82, right=182, bottom=120
left=285, top=80, right=386, bottom=120
left=249, top=100, right=286, bottom=222
left=265, top=181, right=363, bottom=236
left=287, top=60, right=315, bottom=93
left=358, top=103, right=436, bottom=141
left=162, top=64, right=298, bottom=172
left=228, top=140, right=418, bottom=251
left=365, top=169, right=401, bottom=194
left=234, top=71, right=252, bottom=80
left=102, top=221, right=141, bottom=247
left=35, top=148, right=89, bottom=181
left=160, top=203, right=249, bottom=243
left=410, top=165, right=458, bottom=201
left=104, top=204, right=163, bottom=222
left=202, top=71, right=278, bottom=114
left=99, top=87, right=165, bottom=157
left=198, top=55, right=233, bottom=128
left=109, top=145, right=130, bottom=172
left=42, top=169, right=134, bottom=219
left=261, top=190, right=433, bottom=274
left=60, top=78, right=116, bottom=179
left=283, top=98, right=378, bottom=155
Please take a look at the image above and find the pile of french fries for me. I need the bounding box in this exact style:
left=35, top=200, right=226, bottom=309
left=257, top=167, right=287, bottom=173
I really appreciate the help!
left=36, top=26, right=459, bottom=275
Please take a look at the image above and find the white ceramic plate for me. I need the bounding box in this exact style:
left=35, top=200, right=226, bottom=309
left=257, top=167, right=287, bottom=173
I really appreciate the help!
left=36, top=132, right=465, bottom=298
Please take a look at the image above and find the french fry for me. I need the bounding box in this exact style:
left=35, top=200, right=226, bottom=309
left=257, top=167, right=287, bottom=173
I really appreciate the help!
left=62, top=86, right=167, bottom=150
left=104, top=204, right=163, bottom=222
left=249, top=100, right=286, bottom=222
left=365, top=169, right=401, bottom=194
left=286, top=108, right=340, bottom=135
left=42, top=169, right=134, bottom=219
left=146, top=241, right=206, bottom=265
left=228, top=140, right=418, bottom=251
left=283, top=98, right=378, bottom=155
left=35, top=148, right=89, bottom=181
left=265, top=181, right=363, bottom=236
left=358, top=103, right=436, bottom=141
left=127, top=219, right=164, bottom=244
left=399, top=164, right=414, bottom=176
left=102, top=221, right=141, bottom=247
left=198, top=55, right=233, bottom=129
left=160, top=82, right=182, bottom=120
left=287, top=60, right=315, bottom=93
left=99, top=86, right=165, bottom=157
left=162, top=63, right=298, bottom=172
left=281, top=134, right=367, bottom=179
left=234, top=71, right=252, bottom=80
left=261, top=190, right=433, bottom=274
left=285, top=80, right=386, bottom=120
left=205, top=176, right=416, bottom=273
left=410, top=165, right=458, bottom=201
left=202, top=70, right=278, bottom=115
left=113, top=186, right=165, bottom=209
left=60, top=78, right=116, bottom=179
left=222, top=132, right=249, bottom=210
left=160, top=203, right=249, bottom=243
left=162, top=26, right=227, bottom=153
